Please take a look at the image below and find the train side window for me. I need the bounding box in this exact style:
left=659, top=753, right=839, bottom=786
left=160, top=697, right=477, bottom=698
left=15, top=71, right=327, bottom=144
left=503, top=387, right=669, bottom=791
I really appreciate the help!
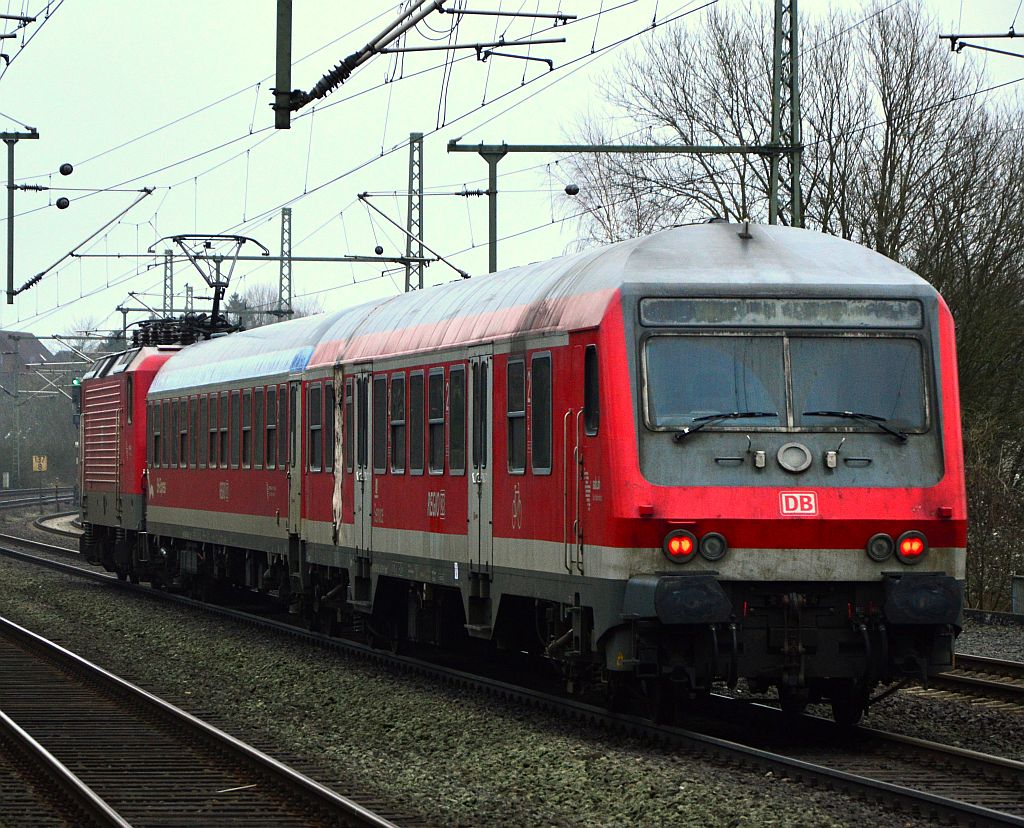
left=409, top=372, right=424, bottom=474
left=308, top=383, right=323, bottom=472
left=390, top=374, right=405, bottom=474
left=344, top=379, right=354, bottom=473
left=209, top=395, right=218, bottom=468
left=325, top=382, right=335, bottom=473
left=230, top=391, right=241, bottom=468
left=179, top=399, right=188, bottom=468
left=265, top=386, right=277, bottom=469
left=507, top=359, right=526, bottom=473
left=162, top=400, right=171, bottom=466
left=357, top=376, right=369, bottom=469
left=531, top=353, right=552, bottom=474
left=242, top=389, right=253, bottom=469
left=170, top=399, right=180, bottom=467
left=471, top=361, right=488, bottom=470
left=372, top=376, right=387, bottom=473
left=289, top=384, right=298, bottom=467
left=254, top=388, right=265, bottom=469
left=219, top=392, right=229, bottom=469
left=199, top=396, right=208, bottom=468
left=584, top=345, right=600, bottom=436
left=449, top=366, right=466, bottom=475
left=126, top=376, right=134, bottom=424
left=150, top=403, right=159, bottom=467
left=428, top=369, right=445, bottom=474
left=278, top=384, right=288, bottom=468
left=189, top=397, right=198, bottom=468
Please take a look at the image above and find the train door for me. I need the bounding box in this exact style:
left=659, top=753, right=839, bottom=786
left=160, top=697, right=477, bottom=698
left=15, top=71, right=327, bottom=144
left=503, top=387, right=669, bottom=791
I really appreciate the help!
left=564, top=346, right=589, bottom=575
left=467, top=348, right=493, bottom=574
left=351, top=366, right=373, bottom=554
left=287, top=377, right=302, bottom=533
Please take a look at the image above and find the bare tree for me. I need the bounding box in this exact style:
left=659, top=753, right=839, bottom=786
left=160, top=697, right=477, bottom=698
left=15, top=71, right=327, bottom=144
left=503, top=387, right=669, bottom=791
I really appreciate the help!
left=225, top=283, right=324, bottom=329
left=566, top=0, right=1024, bottom=609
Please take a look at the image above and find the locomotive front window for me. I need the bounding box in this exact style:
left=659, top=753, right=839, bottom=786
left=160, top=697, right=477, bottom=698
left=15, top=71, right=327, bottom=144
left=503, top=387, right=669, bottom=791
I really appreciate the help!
left=791, top=337, right=925, bottom=430
left=644, top=336, right=785, bottom=429
left=643, top=333, right=928, bottom=433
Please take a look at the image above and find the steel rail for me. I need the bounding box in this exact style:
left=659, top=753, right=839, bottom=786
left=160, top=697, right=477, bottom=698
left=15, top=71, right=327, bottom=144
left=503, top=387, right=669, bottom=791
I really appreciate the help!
left=1, top=540, right=1023, bottom=827
left=0, top=611, right=401, bottom=828
left=0, top=708, right=132, bottom=827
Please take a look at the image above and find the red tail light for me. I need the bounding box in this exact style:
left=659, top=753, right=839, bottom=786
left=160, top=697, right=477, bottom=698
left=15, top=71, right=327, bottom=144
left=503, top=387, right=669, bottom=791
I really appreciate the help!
left=663, top=530, right=698, bottom=564
left=896, top=531, right=928, bottom=564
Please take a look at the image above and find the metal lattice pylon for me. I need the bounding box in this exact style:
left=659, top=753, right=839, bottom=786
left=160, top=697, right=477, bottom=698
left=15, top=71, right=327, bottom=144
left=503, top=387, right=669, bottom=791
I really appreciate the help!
left=277, top=207, right=293, bottom=317
left=769, top=0, right=803, bottom=227
left=405, top=132, right=424, bottom=292
left=162, top=250, right=174, bottom=317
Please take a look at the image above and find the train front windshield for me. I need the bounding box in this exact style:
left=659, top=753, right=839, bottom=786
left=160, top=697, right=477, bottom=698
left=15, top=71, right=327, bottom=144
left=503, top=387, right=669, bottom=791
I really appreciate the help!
left=644, top=333, right=927, bottom=433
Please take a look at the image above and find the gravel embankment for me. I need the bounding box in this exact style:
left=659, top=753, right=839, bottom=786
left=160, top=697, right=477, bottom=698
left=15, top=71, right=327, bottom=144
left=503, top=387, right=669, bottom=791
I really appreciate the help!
left=957, top=618, right=1024, bottom=662
left=0, top=553, right=939, bottom=828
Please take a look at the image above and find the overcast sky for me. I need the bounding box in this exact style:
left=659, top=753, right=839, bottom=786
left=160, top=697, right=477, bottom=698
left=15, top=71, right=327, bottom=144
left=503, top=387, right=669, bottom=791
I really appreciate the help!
left=0, top=0, right=1020, bottom=341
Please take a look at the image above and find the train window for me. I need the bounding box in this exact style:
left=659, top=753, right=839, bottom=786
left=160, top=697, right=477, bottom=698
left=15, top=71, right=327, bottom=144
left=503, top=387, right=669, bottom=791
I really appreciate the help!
left=308, top=383, right=323, bottom=472
left=471, top=361, right=488, bottom=470
left=219, top=392, right=229, bottom=469
left=230, top=391, right=241, bottom=468
left=288, top=384, right=298, bottom=467
left=584, top=345, right=599, bottom=436
left=531, top=354, right=552, bottom=474
left=449, top=366, right=466, bottom=475
left=644, top=336, right=785, bottom=429
left=266, top=386, right=277, bottom=469
left=199, top=396, right=208, bottom=468
left=325, top=382, right=335, bottom=473
left=242, top=389, right=253, bottom=469
left=151, top=403, right=160, bottom=467
left=344, top=379, right=354, bottom=473
left=171, top=399, right=180, bottom=467
left=179, top=399, right=188, bottom=468
left=255, top=388, right=264, bottom=469
left=357, top=376, right=369, bottom=470
left=278, top=384, right=288, bottom=468
left=189, top=397, right=198, bottom=468
left=409, top=372, right=424, bottom=474
left=390, top=375, right=406, bottom=474
left=372, top=376, right=387, bottom=473
left=507, top=359, right=526, bottom=473
left=126, top=377, right=134, bottom=424
left=209, top=395, right=219, bottom=468
left=162, top=400, right=171, bottom=466
left=428, top=369, right=445, bottom=474
left=791, top=337, right=926, bottom=431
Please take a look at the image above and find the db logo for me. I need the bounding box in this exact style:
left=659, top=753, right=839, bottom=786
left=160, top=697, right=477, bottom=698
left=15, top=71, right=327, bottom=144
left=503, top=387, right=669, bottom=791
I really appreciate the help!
left=780, top=491, right=818, bottom=516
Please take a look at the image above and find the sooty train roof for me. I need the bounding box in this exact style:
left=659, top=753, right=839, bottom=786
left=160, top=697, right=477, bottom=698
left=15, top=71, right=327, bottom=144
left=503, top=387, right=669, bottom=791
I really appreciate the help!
left=149, top=223, right=928, bottom=395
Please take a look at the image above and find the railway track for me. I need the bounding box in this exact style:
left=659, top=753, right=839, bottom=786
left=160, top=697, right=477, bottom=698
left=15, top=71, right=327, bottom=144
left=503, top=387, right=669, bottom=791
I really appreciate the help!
left=916, top=654, right=1024, bottom=709
left=0, top=487, right=74, bottom=512
left=0, top=612, right=405, bottom=827
left=2, top=537, right=1023, bottom=827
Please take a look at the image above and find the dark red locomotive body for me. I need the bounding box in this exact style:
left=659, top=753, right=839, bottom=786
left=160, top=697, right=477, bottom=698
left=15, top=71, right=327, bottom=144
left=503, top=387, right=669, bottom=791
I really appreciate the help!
left=80, top=224, right=966, bottom=723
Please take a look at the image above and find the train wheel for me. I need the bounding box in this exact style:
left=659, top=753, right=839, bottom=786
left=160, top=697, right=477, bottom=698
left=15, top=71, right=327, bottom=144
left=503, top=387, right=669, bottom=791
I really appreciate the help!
left=642, top=677, right=676, bottom=724
left=778, top=687, right=808, bottom=716
left=830, top=680, right=867, bottom=727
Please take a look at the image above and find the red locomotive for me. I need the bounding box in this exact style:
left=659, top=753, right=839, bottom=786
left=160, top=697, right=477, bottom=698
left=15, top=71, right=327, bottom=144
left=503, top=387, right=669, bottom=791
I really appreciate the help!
left=80, top=222, right=966, bottom=724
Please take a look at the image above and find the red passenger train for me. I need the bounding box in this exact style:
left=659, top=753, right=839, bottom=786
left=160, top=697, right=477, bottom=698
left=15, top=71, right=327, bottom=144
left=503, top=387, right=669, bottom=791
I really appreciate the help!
left=79, top=222, right=966, bottom=724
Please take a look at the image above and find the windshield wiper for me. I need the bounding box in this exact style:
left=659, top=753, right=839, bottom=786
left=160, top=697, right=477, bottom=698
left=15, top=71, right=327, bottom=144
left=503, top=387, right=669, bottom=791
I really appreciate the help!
left=672, top=411, right=778, bottom=443
left=802, top=410, right=908, bottom=443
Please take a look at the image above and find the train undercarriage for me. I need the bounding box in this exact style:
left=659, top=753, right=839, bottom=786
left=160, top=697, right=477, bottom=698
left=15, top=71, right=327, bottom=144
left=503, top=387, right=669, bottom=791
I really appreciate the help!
left=80, top=523, right=961, bottom=726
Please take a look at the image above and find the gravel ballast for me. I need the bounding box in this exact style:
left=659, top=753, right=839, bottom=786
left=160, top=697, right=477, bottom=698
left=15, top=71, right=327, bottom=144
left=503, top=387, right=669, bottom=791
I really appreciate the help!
left=0, top=553, right=944, bottom=828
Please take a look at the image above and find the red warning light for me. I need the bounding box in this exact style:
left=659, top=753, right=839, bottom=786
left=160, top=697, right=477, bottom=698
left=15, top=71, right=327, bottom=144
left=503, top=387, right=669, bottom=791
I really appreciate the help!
left=663, top=530, right=697, bottom=563
left=896, top=531, right=928, bottom=564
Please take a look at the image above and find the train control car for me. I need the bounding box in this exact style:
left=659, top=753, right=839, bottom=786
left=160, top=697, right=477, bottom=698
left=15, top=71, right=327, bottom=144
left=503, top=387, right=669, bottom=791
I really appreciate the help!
left=79, top=222, right=966, bottom=724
